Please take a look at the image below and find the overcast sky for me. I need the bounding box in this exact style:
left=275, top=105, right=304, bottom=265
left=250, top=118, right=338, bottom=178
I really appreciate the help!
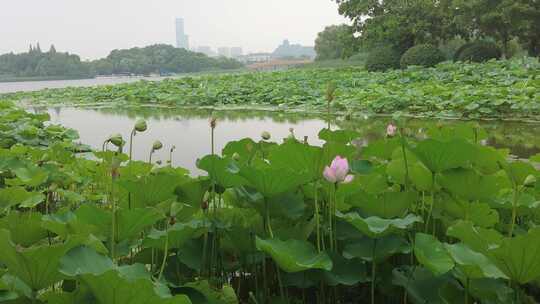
left=0, top=0, right=349, bottom=60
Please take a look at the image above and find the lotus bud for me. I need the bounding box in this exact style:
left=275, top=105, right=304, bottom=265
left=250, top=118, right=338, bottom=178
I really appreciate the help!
left=386, top=123, right=398, bottom=137
left=524, top=175, right=537, bottom=187
left=152, top=140, right=163, bottom=151
left=210, top=117, right=217, bottom=129
left=232, top=152, right=240, bottom=161
left=134, top=119, right=147, bottom=132
left=108, top=134, right=124, bottom=148
left=261, top=131, right=271, bottom=141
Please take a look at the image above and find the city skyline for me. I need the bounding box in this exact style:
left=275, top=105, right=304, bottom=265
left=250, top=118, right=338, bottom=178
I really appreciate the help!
left=175, top=18, right=189, bottom=50
left=0, top=0, right=348, bottom=60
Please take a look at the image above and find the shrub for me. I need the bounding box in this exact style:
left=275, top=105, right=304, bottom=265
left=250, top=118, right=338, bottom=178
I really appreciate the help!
left=400, top=44, right=446, bottom=68
left=365, top=47, right=401, bottom=72
left=454, top=41, right=502, bottom=62
left=439, top=37, right=467, bottom=60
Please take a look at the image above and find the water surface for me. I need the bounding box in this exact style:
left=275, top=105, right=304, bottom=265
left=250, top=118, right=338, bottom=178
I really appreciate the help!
left=36, top=106, right=540, bottom=174
left=0, top=76, right=171, bottom=94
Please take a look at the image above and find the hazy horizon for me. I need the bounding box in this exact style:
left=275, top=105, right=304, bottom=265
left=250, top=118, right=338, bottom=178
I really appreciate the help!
left=0, top=0, right=349, bottom=60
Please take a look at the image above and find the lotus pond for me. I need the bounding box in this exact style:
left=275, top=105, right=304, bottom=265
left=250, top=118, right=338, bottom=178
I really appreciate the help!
left=1, top=98, right=540, bottom=304
left=4, top=58, right=540, bottom=120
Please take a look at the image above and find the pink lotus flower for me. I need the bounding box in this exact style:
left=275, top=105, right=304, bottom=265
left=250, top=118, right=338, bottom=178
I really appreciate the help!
left=323, top=156, right=354, bottom=184
left=386, top=123, right=398, bottom=137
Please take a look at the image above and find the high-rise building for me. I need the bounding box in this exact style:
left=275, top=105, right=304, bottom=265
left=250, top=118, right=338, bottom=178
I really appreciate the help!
left=230, top=47, right=243, bottom=58
left=175, top=18, right=189, bottom=49
left=217, top=47, right=230, bottom=58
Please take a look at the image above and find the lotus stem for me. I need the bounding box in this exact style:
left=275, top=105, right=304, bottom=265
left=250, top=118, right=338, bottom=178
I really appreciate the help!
left=465, top=277, right=469, bottom=304
left=111, top=173, right=116, bottom=260
left=508, top=186, right=520, bottom=237
left=314, top=180, right=321, bottom=252
left=371, top=239, right=378, bottom=304
left=399, top=128, right=410, bottom=191
left=158, top=224, right=169, bottom=280
left=425, top=173, right=436, bottom=234
left=129, top=129, right=136, bottom=160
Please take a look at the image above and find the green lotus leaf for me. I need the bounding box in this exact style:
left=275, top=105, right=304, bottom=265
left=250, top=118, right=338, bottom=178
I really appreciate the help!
left=337, top=213, right=422, bottom=238
left=446, top=220, right=503, bottom=254
left=470, top=145, right=506, bottom=175
left=0, top=229, right=81, bottom=291
left=444, top=243, right=507, bottom=280
left=427, top=123, right=487, bottom=143
left=320, top=253, right=368, bottom=286
left=489, top=227, right=540, bottom=284
left=267, top=140, right=322, bottom=181
left=501, top=160, right=538, bottom=187
left=343, top=235, right=410, bottom=263
left=7, top=164, right=49, bottom=187
left=392, top=266, right=464, bottom=304
left=363, top=137, right=401, bottom=160
left=143, top=220, right=209, bottom=250
left=414, top=233, right=454, bottom=276
left=350, top=190, right=417, bottom=219
left=0, top=211, right=48, bottom=246
left=0, top=187, right=45, bottom=212
left=222, top=138, right=257, bottom=162
left=386, top=157, right=432, bottom=191
left=255, top=237, right=332, bottom=273
left=318, top=128, right=360, bottom=144
left=182, top=280, right=238, bottom=304
left=60, top=246, right=192, bottom=304
left=437, top=168, right=501, bottom=201
left=531, top=153, right=540, bottom=163
left=411, top=138, right=475, bottom=173
left=239, top=165, right=310, bottom=198
left=119, top=172, right=187, bottom=208
left=116, top=207, right=164, bottom=242
left=197, top=155, right=247, bottom=189
left=441, top=199, right=499, bottom=228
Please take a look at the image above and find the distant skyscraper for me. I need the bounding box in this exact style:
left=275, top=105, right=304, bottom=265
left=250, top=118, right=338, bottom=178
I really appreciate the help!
left=230, top=47, right=243, bottom=58
left=175, top=18, right=189, bottom=49
left=217, top=47, right=230, bottom=58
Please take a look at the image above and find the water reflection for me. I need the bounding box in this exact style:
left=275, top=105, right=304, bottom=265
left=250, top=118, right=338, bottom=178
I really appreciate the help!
left=35, top=106, right=540, bottom=174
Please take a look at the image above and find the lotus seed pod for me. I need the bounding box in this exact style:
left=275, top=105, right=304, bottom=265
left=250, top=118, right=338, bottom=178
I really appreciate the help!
left=134, top=119, right=147, bottom=132
left=156, top=160, right=162, bottom=165
left=261, top=131, right=271, bottom=141
left=524, top=175, right=537, bottom=186
left=232, top=152, right=240, bottom=161
left=210, top=117, right=217, bottom=129
left=108, top=134, right=124, bottom=148
left=152, top=140, right=163, bottom=151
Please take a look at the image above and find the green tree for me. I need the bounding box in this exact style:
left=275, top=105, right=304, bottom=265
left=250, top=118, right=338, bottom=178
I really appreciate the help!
left=453, top=0, right=530, bottom=57
left=334, top=0, right=459, bottom=52
left=315, top=24, right=360, bottom=60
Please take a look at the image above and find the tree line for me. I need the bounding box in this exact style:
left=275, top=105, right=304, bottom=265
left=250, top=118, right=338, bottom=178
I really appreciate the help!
left=315, top=0, right=540, bottom=60
left=0, top=44, right=244, bottom=80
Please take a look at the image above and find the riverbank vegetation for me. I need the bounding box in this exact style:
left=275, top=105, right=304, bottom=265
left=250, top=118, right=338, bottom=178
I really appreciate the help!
left=0, top=100, right=540, bottom=303
left=0, top=44, right=243, bottom=82
left=3, top=58, right=539, bottom=120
